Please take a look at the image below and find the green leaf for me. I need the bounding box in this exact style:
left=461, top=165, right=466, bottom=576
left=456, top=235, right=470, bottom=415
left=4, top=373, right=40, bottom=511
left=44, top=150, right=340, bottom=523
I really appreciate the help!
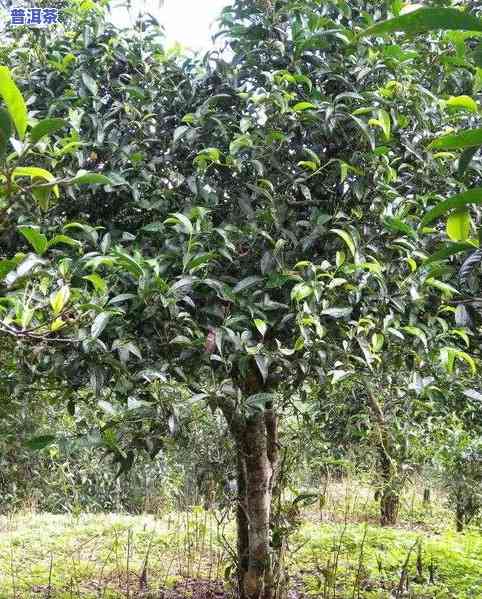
left=440, top=347, right=456, bottom=373
left=447, top=209, right=471, bottom=242
left=98, top=400, right=117, bottom=416
left=112, top=250, right=144, bottom=278
left=322, top=307, right=353, bottom=318
left=422, top=189, right=482, bottom=225
left=0, top=66, right=28, bottom=140
left=371, top=332, right=385, bottom=352
left=0, top=108, right=12, bottom=157
left=430, top=128, right=482, bottom=151
left=445, top=95, right=478, bottom=113
left=48, top=234, right=82, bottom=250
left=294, top=336, right=305, bottom=351
left=331, top=370, right=351, bottom=384
left=347, top=115, right=375, bottom=151
left=442, top=347, right=477, bottom=375
left=254, top=319, right=267, bottom=337
left=424, top=278, right=459, bottom=297
left=12, top=166, right=55, bottom=183
left=292, top=101, right=316, bottom=112
left=451, top=328, right=470, bottom=347
left=370, top=109, right=392, bottom=141
left=65, top=222, right=100, bottom=245
left=383, top=216, right=416, bottom=239
left=18, top=226, right=48, bottom=255
left=69, top=171, right=112, bottom=185
left=25, top=435, right=56, bottom=450
left=173, top=125, right=189, bottom=144
left=229, top=134, right=253, bottom=155
left=402, top=325, right=427, bottom=348
left=30, top=118, right=67, bottom=143
left=291, top=283, right=313, bottom=302
left=123, top=342, right=142, bottom=360
left=5, top=254, right=45, bottom=286
left=91, top=311, right=111, bottom=339
left=233, top=276, right=263, bottom=294
left=457, top=351, right=476, bottom=374
left=50, top=285, right=70, bottom=315
left=361, top=8, right=482, bottom=38
left=83, top=273, right=107, bottom=293
left=109, top=293, right=136, bottom=304
left=0, top=259, right=17, bottom=279
left=246, top=392, right=274, bottom=413
left=255, top=354, right=269, bottom=383
left=164, top=212, right=194, bottom=235
left=330, top=229, right=356, bottom=257
left=424, top=242, right=472, bottom=264
left=31, top=187, right=53, bottom=211
left=458, top=147, right=478, bottom=178
left=81, top=71, right=98, bottom=96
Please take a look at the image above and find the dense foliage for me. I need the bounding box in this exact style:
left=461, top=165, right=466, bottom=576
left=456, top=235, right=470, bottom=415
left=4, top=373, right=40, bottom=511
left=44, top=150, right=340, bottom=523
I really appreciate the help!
left=1, top=1, right=482, bottom=598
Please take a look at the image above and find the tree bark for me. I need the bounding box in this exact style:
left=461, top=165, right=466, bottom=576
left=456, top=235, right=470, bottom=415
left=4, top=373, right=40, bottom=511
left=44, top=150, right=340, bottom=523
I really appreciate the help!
left=456, top=495, right=464, bottom=532
left=380, top=485, right=400, bottom=527
left=243, top=411, right=273, bottom=599
left=366, top=388, right=400, bottom=527
left=216, top=391, right=279, bottom=599
left=236, top=445, right=249, bottom=599
left=263, top=406, right=279, bottom=599
left=378, top=440, right=400, bottom=526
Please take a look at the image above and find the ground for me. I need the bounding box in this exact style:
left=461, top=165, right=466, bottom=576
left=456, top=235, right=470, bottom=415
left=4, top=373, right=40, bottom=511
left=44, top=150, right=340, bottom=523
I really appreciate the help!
left=0, top=481, right=480, bottom=598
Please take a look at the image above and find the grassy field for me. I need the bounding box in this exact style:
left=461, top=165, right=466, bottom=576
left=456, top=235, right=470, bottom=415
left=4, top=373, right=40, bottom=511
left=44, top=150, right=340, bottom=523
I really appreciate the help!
left=0, top=481, right=480, bottom=598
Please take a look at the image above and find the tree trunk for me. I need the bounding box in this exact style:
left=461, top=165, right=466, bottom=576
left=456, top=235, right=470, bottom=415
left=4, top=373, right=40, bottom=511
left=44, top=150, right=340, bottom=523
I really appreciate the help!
left=217, top=392, right=279, bottom=599
left=366, top=388, right=400, bottom=527
left=264, top=406, right=279, bottom=599
left=379, top=444, right=399, bottom=527
left=456, top=495, right=464, bottom=532
left=380, top=486, right=400, bottom=527
left=236, top=446, right=249, bottom=599
left=243, top=411, right=273, bottom=599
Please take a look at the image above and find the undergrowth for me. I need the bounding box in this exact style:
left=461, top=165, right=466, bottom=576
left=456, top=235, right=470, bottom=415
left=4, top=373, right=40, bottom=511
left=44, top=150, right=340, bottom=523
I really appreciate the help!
left=0, top=481, right=479, bottom=598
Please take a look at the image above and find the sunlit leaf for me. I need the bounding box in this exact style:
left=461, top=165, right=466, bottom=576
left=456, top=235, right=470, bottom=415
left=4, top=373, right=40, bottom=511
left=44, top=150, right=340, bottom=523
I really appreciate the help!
left=69, top=171, right=112, bottom=185
left=445, top=95, right=478, bottom=113
left=254, top=319, right=267, bottom=337
left=446, top=209, right=471, bottom=242
left=330, top=229, right=356, bottom=257
left=292, top=101, right=316, bottom=112
left=83, top=273, right=108, bottom=293
left=18, top=226, right=48, bottom=255
left=430, top=128, right=482, bottom=151
left=422, top=189, right=482, bottom=225
left=50, top=285, right=71, bottom=315
left=361, top=8, right=482, bottom=38
left=0, top=66, right=27, bottom=140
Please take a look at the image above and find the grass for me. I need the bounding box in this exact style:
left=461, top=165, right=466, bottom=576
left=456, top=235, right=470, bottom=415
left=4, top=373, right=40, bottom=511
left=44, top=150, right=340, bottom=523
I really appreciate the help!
left=0, top=511, right=230, bottom=598
left=0, top=480, right=480, bottom=598
left=293, top=522, right=482, bottom=598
